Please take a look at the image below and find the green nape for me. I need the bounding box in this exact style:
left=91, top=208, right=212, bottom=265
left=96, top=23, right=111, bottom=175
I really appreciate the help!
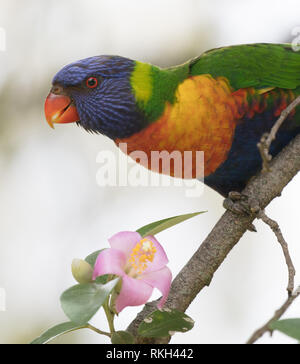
left=130, top=60, right=190, bottom=122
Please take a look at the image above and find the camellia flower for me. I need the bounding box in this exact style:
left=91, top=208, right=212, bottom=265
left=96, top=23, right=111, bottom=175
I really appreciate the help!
left=93, top=231, right=172, bottom=313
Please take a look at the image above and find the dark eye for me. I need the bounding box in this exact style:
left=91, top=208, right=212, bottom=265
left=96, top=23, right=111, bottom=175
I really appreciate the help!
left=86, top=77, right=98, bottom=89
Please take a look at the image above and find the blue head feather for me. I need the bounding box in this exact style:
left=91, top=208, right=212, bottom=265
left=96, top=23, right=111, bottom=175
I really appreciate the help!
left=52, top=56, right=146, bottom=139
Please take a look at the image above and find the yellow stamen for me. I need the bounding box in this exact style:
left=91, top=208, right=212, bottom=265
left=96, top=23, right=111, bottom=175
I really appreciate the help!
left=128, top=238, right=157, bottom=276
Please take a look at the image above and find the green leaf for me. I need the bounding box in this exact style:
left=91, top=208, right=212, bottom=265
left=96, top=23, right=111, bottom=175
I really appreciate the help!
left=95, top=275, right=110, bottom=284
left=137, top=212, right=206, bottom=237
left=111, top=331, right=135, bottom=344
left=270, top=319, right=300, bottom=341
left=138, top=309, right=195, bottom=338
left=60, top=278, right=120, bottom=325
left=85, top=250, right=105, bottom=268
left=30, top=322, right=85, bottom=344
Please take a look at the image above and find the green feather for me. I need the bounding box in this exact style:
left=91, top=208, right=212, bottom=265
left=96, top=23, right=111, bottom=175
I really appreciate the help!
left=130, top=61, right=189, bottom=122
left=189, top=43, right=300, bottom=90
left=146, top=64, right=189, bottom=121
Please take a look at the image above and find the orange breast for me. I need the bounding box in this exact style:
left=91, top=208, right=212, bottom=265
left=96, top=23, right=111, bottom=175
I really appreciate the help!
left=116, top=75, right=247, bottom=178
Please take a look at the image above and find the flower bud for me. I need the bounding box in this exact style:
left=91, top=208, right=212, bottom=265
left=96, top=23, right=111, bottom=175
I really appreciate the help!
left=71, top=259, right=93, bottom=284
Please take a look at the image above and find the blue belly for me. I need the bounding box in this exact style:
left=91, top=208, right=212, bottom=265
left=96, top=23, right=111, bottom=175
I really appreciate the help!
left=204, top=110, right=300, bottom=196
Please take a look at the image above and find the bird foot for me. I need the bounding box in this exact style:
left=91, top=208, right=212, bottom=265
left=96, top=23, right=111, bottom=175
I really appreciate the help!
left=223, top=191, right=260, bottom=232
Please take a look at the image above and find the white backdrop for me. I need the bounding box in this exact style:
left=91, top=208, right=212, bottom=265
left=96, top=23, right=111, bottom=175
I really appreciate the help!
left=0, top=0, right=299, bottom=344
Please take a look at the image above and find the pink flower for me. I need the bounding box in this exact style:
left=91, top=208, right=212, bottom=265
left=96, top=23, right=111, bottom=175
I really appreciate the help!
left=93, top=231, right=172, bottom=313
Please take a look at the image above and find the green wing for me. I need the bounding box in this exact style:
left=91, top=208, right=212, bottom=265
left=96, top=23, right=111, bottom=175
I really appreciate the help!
left=189, top=43, right=300, bottom=91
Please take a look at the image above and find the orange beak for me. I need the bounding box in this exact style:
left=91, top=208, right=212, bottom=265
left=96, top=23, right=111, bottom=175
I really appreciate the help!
left=44, top=93, right=80, bottom=129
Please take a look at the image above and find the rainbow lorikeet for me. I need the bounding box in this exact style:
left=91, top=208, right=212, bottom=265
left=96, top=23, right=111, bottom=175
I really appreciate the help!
left=45, top=43, right=300, bottom=197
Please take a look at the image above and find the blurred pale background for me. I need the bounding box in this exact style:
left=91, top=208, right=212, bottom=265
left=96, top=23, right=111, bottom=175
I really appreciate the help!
left=0, top=0, right=299, bottom=344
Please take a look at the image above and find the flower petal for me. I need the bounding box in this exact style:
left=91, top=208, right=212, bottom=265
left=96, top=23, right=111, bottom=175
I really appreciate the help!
left=141, top=267, right=172, bottom=309
left=115, top=275, right=153, bottom=313
left=108, top=231, right=141, bottom=259
left=143, top=235, right=169, bottom=274
left=93, top=249, right=126, bottom=280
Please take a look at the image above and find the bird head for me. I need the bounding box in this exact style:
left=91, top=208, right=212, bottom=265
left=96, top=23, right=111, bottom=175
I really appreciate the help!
left=45, top=56, right=147, bottom=139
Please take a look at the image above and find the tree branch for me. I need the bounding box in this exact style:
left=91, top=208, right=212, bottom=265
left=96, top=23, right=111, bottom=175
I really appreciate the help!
left=246, top=286, right=300, bottom=344
left=258, top=96, right=300, bottom=172
left=257, top=210, right=296, bottom=295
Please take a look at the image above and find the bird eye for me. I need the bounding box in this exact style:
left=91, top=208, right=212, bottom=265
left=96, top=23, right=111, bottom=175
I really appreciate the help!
left=86, top=77, right=98, bottom=89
